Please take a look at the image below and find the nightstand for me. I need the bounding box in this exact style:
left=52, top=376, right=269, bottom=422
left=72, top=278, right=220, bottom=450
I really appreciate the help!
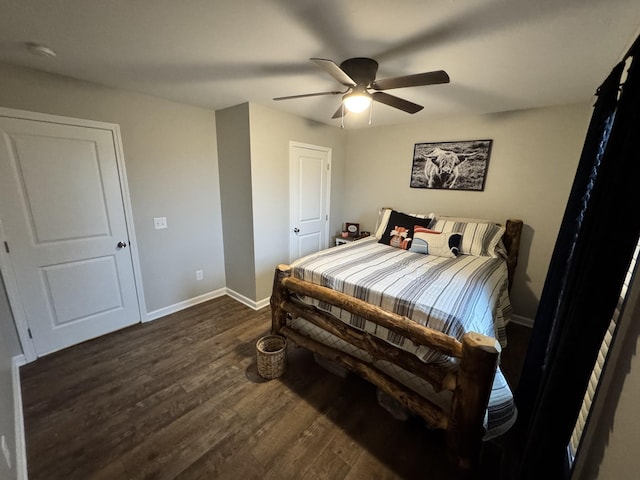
left=335, top=233, right=370, bottom=246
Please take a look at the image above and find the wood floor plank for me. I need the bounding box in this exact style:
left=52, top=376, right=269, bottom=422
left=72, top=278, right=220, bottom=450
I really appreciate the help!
left=306, top=445, right=353, bottom=480
left=249, top=379, right=332, bottom=468
left=20, top=295, right=530, bottom=480
left=85, top=459, right=129, bottom=480
left=344, top=452, right=403, bottom=480
left=119, top=403, right=239, bottom=480
left=175, top=443, right=266, bottom=480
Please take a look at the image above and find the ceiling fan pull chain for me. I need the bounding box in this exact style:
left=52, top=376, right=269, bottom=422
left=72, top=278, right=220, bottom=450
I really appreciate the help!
left=341, top=103, right=345, bottom=129
left=368, top=101, right=373, bottom=125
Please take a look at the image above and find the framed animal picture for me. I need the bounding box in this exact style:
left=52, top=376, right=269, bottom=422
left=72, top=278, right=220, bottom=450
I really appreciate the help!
left=409, top=139, right=493, bottom=191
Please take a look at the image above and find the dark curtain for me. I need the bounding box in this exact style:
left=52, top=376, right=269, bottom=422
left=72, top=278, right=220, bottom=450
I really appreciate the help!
left=515, top=37, right=640, bottom=478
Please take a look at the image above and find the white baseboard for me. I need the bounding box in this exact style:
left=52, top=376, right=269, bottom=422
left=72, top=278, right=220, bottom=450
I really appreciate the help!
left=143, top=288, right=227, bottom=322
left=225, top=289, right=270, bottom=310
left=143, top=287, right=270, bottom=323
left=12, top=354, right=27, bottom=480
left=254, top=296, right=271, bottom=310
left=511, top=314, right=534, bottom=328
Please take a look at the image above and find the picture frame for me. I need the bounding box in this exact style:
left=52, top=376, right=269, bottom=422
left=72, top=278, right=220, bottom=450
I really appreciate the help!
left=410, top=139, right=493, bottom=191
left=345, top=222, right=360, bottom=237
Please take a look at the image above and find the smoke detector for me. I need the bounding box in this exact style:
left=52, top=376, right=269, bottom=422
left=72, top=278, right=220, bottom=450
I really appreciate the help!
left=25, top=42, right=57, bottom=58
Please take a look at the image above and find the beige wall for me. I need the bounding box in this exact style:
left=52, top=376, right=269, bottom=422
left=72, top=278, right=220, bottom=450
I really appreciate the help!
left=0, top=276, right=21, bottom=480
left=248, top=102, right=347, bottom=301
left=0, top=63, right=590, bottom=320
left=215, top=102, right=347, bottom=303
left=0, top=62, right=226, bottom=315
left=216, top=104, right=256, bottom=300
left=343, top=103, right=592, bottom=320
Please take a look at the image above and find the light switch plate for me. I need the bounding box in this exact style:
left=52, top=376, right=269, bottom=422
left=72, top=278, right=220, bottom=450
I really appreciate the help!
left=154, top=217, right=167, bottom=229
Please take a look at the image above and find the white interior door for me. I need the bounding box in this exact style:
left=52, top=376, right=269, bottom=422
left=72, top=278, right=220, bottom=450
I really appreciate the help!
left=0, top=115, right=141, bottom=356
left=289, top=142, right=331, bottom=262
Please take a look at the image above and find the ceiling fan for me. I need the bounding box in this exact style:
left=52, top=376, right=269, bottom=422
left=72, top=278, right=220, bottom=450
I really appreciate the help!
left=273, top=57, right=450, bottom=119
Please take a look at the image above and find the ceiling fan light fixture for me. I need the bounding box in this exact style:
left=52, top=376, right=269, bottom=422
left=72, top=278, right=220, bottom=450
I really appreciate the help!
left=278, top=57, right=448, bottom=121
left=343, top=89, right=372, bottom=113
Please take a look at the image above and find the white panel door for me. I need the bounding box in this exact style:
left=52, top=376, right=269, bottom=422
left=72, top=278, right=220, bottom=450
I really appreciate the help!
left=0, top=116, right=140, bottom=356
left=289, top=143, right=331, bottom=262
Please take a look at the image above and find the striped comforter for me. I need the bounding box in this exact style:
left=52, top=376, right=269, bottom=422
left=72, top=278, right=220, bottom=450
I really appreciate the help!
left=289, top=236, right=517, bottom=438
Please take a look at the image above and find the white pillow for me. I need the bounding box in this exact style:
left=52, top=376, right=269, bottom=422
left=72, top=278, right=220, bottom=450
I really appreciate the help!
left=374, top=208, right=393, bottom=239
left=432, top=218, right=505, bottom=257
left=409, top=227, right=462, bottom=258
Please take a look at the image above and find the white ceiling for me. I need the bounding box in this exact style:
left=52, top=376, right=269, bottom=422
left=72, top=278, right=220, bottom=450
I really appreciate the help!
left=1, top=0, right=639, bottom=128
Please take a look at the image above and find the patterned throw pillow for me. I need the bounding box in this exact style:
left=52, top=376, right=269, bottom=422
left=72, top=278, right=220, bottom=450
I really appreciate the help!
left=409, top=226, right=462, bottom=257
left=431, top=219, right=505, bottom=257
left=374, top=208, right=434, bottom=239
left=378, top=210, right=433, bottom=250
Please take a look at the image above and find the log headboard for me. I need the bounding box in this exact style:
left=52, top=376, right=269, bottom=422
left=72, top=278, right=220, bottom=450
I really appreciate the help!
left=503, top=219, right=523, bottom=290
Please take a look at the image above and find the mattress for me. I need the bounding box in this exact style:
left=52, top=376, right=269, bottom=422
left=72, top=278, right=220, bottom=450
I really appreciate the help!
left=288, top=236, right=517, bottom=439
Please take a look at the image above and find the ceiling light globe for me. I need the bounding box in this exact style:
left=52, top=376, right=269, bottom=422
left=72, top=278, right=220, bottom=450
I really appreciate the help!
left=343, top=94, right=372, bottom=113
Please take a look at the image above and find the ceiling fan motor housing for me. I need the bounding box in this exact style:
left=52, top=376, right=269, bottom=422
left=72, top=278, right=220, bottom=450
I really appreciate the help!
left=339, top=57, right=379, bottom=86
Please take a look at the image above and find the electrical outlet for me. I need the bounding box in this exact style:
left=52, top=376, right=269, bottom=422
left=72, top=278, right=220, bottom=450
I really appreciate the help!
left=1, top=434, right=10, bottom=469
left=153, top=217, right=167, bottom=229
left=196, top=269, right=204, bottom=281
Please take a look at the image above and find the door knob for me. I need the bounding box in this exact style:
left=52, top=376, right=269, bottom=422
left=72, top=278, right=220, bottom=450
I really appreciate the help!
left=293, top=228, right=300, bottom=233
left=117, top=241, right=128, bottom=248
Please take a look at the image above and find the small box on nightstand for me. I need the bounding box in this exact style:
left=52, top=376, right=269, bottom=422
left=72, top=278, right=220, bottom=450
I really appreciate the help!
left=335, top=236, right=354, bottom=246
left=335, top=231, right=370, bottom=246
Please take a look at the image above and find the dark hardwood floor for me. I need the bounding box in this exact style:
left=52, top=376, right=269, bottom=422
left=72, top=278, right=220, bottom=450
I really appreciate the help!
left=20, top=296, right=531, bottom=480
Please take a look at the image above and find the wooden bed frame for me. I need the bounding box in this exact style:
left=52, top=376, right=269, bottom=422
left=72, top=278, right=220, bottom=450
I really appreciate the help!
left=270, top=219, right=523, bottom=475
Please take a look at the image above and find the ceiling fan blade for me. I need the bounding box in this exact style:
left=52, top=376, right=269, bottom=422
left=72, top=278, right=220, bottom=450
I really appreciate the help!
left=273, top=91, right=343, bottom=101
left=331, top=104, right=347, bottom=119
left=372, top=92, right=424, bottom=114
left=371, top=70, right=450, bottom=90
left=310, top=58, right=357, bottom=86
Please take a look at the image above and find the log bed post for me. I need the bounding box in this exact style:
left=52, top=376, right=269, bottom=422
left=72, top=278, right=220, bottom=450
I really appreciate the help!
left=446, top=332, right=501, bottom=474
left=504, top=219, right=523, bottom=291
left=270, top=264, right=291, bottom=334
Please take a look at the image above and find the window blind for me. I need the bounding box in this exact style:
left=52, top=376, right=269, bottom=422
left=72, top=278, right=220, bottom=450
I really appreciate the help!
left=569, top=241, right=640, bottom=460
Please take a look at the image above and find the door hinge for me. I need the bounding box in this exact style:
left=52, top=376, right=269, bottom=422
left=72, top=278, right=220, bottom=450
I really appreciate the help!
left=327, top=163, right=330, bottom=170
left=3, top=241, right=8, bottom=253
left=27, top=328, right=33, bottom=339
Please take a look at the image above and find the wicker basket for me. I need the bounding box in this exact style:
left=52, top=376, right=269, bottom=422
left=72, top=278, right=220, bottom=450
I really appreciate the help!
left=256, top=335, right=287, bottom=379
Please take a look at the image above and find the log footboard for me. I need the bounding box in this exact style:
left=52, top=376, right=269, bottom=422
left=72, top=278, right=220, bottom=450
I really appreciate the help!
left=270, top=264, right=501, bottom=475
